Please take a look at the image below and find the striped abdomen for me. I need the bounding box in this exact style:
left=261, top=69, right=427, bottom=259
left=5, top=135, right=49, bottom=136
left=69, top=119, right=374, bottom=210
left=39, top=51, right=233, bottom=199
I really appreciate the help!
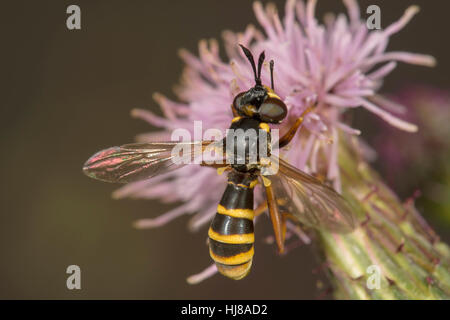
left=208, top=171, right=258, bottom=280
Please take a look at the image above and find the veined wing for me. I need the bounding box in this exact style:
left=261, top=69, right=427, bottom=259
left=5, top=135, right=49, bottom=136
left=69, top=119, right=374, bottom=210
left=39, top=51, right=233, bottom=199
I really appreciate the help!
left=266, top=157, right=356, bottom=233
left=83, top=140, right=224, bottom=183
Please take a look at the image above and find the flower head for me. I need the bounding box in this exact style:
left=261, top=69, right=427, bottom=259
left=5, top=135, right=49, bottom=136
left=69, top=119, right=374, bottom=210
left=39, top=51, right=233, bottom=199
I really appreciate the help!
left=113, top=0, right=435, bottom=282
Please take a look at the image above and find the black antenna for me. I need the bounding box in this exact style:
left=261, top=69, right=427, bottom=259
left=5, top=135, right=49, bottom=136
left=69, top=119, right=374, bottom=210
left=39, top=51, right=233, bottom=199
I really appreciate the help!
left=239, top=44, right=258, bottom=85
left=269, top=60, right=275, bottom=91
left=257, top=51, right=265, bottom=84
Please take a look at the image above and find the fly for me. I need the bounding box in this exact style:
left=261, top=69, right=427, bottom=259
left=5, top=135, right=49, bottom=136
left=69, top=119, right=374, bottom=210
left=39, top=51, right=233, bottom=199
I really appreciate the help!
left=83, top=45, right=356, bottom=280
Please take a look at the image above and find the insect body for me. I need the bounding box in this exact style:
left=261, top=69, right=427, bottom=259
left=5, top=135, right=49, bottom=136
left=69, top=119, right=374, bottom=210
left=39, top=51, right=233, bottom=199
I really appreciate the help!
left=208, top=170, right=258, bottom=279
left=206, top=46, right=289, bottom=279
left=83, top=45, right=356, bottom=281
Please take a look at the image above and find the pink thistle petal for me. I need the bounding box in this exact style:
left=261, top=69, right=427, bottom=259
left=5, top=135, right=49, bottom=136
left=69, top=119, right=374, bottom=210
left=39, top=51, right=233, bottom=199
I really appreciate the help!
left=328, top=128, right=340, bottom=190
left=337, top=122, right=361, bottom=136
left=310, top=139, right=327, bottom=174
left=305, top=0, right=318, bottom=28
left=131, top=108, right=184, bottom=129
left=133, top=203, right=194, bottom=229
left=343, top=0, right=360, bottom=27
left=368, top=94, right=407, bottom=115
left=323, top=94, right=361, bottom=108
left=383, top=6, right=420, bottom=38
left=253, top=1, right=278, bottom=41
left=363, top=52, right=436, bottom=68
left=186, top=264, right=218, bottom=285
left=367, top=62, right=398, bottom=80
left=286, top=220, right=311, bottom=244
left=112, top=174, right=169, bottom=199
left=188, top=204, right=217, bottom=232
left=284, top=0, right=296, bottom=38
left=339, top=88, right=374, bottom=98
left=360, top=98, right=418, bottom=132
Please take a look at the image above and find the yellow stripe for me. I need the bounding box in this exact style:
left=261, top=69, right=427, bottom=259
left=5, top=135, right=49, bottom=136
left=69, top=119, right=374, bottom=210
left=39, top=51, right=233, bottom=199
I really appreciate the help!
left=249, top=179, right=258, bottom=188
left=261, top=176, right=271, bottom=187
left=216, top=260, right=252, bottom=280
left=217, top=204, right=254, bottom=219
left=217, top=167, right=229, bottom=176
left=259, top=122, right=270, bottom=132
left=208, top=228, right=254, bottom=244
left=210, top=246, right=254, bottom=265
left=231, top=116, right=242, bottom=123
left=264, top=85, right=273, bottom=93
left=267, top=91, right=281, bottom=100
left=228, top=179, right=258, bottom=189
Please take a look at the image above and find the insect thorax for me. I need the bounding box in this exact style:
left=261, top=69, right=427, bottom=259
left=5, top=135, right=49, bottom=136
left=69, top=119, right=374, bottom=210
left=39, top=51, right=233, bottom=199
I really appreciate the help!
left=225, top=117, right=271, bottom=173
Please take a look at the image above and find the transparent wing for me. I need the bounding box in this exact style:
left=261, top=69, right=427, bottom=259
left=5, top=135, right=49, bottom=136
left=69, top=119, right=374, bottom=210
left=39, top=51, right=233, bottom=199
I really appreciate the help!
left=83, top=140, right=224, bottom=183
left=266, top=157, right=356, bottom=233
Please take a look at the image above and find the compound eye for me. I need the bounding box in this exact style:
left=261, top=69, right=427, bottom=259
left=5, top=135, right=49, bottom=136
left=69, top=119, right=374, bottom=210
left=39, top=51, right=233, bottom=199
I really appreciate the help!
left=259, top=98, right=287, bottom=123
left=233, top=92, right=246, bottom=111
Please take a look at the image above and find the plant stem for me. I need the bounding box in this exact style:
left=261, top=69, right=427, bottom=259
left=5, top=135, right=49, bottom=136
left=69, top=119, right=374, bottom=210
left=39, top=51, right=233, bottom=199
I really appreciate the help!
left=318, top=137, right=450, bottom=300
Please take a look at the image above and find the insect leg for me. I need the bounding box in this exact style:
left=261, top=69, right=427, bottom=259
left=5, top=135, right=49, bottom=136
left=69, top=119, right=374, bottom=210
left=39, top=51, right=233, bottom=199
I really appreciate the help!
left=254, top=202, right=268, bottom=217
left=278, top=105, right=315, bottom=148
left=264, top=182, right=285, bottom=254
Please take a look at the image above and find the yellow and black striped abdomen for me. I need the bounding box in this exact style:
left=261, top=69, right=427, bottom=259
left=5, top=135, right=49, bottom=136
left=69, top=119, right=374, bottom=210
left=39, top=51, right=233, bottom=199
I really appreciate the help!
left=208, top=171, right=257, bottom=280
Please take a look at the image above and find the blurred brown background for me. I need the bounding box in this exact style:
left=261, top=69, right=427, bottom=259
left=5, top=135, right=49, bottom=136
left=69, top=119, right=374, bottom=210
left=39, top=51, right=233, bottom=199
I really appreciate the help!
left=1, top=0, right=449, bottom=299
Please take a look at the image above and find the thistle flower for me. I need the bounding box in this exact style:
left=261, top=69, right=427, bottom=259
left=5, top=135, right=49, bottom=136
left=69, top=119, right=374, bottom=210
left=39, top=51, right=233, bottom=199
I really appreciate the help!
left=111, top=0, right=450, bottom=294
